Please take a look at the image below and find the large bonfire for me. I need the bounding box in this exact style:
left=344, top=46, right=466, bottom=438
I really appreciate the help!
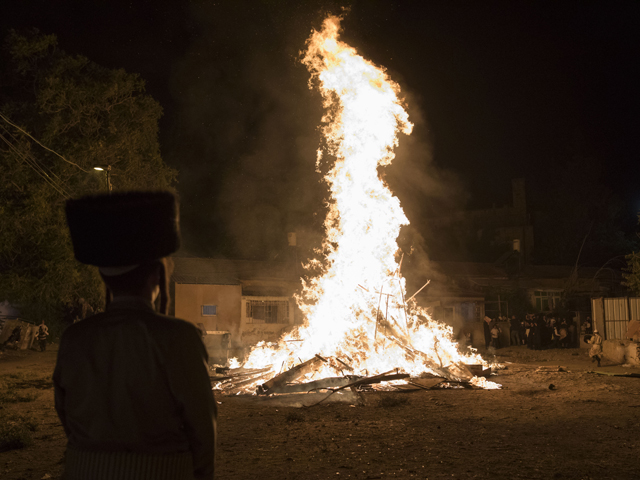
left=229, top=15, right=497, bottom=392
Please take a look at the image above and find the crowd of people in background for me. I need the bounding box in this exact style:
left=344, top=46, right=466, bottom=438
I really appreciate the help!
left=483, top=313, right=583, bottom=350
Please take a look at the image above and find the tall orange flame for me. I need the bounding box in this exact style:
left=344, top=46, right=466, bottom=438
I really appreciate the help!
left=237, top=15, right=497, bottom=390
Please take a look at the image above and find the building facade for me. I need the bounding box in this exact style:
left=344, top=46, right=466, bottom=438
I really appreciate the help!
left=170, top=257, right=299, bottom=358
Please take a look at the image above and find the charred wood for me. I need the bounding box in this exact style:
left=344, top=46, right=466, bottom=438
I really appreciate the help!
left=210, top=366, right=272, bottom=382
left=257, top=354, right=327, bottom=395
left=267, top=376, right=362, bottom=394
left=307, top=370, right=410, bottom=407
left=221, top=372, right=273, bottom=395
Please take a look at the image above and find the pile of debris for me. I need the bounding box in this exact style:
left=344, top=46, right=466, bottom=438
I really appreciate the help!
left=0, top=319, right=38, bottom=351
left=210, top=353, right=496, bottom=407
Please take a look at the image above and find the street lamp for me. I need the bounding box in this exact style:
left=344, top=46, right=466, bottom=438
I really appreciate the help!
left=94, top=165, right=112, bottom=192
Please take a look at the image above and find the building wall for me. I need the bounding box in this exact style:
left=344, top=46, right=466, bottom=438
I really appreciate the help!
left=467, top=320, right=510, bottom=349
left=495, top=225, right=534, bottom=262
left=174, top=284, right=298, bottom=354
left=423, top=297, right=485, bottom=347
left=240, top=296, right=295, bottom=347
left=174, top=283, right=243, bottom=346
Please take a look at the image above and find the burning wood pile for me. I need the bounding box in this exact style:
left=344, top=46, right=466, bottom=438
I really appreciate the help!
left=211, top=354, right=495, bottom=407
left=211, top=15, right=500, bottom=403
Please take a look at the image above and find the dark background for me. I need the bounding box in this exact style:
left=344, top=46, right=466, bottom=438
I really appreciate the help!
left=2, top=0, right=639, bottom=262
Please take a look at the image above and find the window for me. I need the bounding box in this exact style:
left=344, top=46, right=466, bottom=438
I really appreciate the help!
left=201, top=305, right=217, bottom=316
left=460, top=302, right=480, bottom=322
left=246, top=300, right=289, bottom=324
left=533, top=291, right=562, bottom=311
left=474, top=304, right=484, bottom=321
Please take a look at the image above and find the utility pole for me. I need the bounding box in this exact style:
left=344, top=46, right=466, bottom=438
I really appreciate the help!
left=94, top=165, right=113, bottom=192
left=106, top=165, right=112, bottom=193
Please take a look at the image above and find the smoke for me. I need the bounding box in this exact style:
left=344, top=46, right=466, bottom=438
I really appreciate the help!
left=383, top=89, right=468, bottom=288
left=168, top=2, right=337, bottom=259
left=169, top=1, right=465, bottom=266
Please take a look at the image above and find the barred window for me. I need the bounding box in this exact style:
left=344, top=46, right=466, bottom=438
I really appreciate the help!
left=246, top=300, right=289, bottom=324
left=202, top=305, right=217, bottom=316
left=533, top=291, right=562, bottom=311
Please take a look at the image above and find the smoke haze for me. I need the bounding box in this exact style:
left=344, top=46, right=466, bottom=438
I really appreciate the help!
left=168, top=1, right=465, bottom=264
left=2, top=1, right=637, bottom=267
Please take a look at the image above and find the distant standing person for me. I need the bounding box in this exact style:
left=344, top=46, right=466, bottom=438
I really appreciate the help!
left=509, top=315, right=521, bottom=346
left=588, top=329, right=604, bottom=367
left=491, top=322, right=502, bottom=349
left=521, top=315, right=529, bottom=346
left=567, top=319, right=577, bottom=348
left=79, top=297, right=94, bottom=319
left=558, top=322, right=569, bottom=348
left=37, top=320, right=49, bottom=351
left=584, top=317, right=593, bottom=335
left=532, top=314, right=543, bottom=350
left=483, top=316, right=492, bottom=348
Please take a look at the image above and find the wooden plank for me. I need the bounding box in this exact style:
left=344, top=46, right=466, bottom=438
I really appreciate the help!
left=269, top=376, right=362, bottom=394
left=223, top=373, right=273, bottom=395
left=409, top=377, right=446, bottom=389
left=253, top=390, right=363, bottom=408
left=258, top=355, right=327, bottom=394
left=307, top=370, right=410, bottom=407
left=390, top=384, right=422, bottom=392
left=211, top=366, right=273, bottom=383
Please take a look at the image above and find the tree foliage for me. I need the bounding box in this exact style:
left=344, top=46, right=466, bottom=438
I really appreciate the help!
left=623, top=213, right=640, bottom=296
left=0, top=30, right=177, bottom=323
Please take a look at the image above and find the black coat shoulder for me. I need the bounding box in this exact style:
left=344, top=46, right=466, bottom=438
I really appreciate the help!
left=61, top=308, right=203, bottom=350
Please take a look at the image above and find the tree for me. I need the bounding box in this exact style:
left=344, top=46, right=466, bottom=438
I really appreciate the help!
left=623, top=213, right=640, bottom=295
left=0, top=30, right=177, bottom=324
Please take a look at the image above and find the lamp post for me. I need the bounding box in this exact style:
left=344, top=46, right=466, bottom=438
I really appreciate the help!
left=94, top=165, right=112, bottom=192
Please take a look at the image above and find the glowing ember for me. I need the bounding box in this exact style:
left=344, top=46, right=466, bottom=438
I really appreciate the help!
left=231, top=15, right=498, bottom=391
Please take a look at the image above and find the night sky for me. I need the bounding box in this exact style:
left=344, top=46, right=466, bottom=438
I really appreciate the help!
left=3, top=1, right=639, bottom=259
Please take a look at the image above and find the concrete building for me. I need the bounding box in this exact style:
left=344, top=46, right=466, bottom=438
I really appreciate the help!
left=170, top=257, right=300, bottom=357
left=412, top=260, right=607, bottom=348
left=169, top=253, right=618, bottom=355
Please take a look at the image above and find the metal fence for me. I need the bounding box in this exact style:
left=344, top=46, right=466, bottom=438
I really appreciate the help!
left=591, top=297, right=640, bottom=340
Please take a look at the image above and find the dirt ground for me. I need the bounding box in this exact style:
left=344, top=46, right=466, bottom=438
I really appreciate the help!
left=1, top=343, right=639, bottom=480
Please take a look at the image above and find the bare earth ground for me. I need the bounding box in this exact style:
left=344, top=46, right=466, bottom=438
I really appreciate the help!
left=1, top=344, right=639, bottom=480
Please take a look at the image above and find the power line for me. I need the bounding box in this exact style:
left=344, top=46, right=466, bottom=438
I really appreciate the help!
left=0, top=124, right=69, bottom=189
left=0, top=111, right=91, bottom=173
left=0, top=132, right=72, bottom=198
left=0, top=135, right=70, bottom=198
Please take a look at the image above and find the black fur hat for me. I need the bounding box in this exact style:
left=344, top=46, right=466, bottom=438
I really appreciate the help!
left=66, top=191, right=180, bottom=267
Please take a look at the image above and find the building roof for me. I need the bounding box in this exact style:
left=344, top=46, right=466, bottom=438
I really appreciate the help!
left=429, top=261, right=599, bottom=280
left=171, top=256, right=298, bottom=286
left=172, top=256, right=612, bottom=301
left=426, top=261, right=606, bottom=295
